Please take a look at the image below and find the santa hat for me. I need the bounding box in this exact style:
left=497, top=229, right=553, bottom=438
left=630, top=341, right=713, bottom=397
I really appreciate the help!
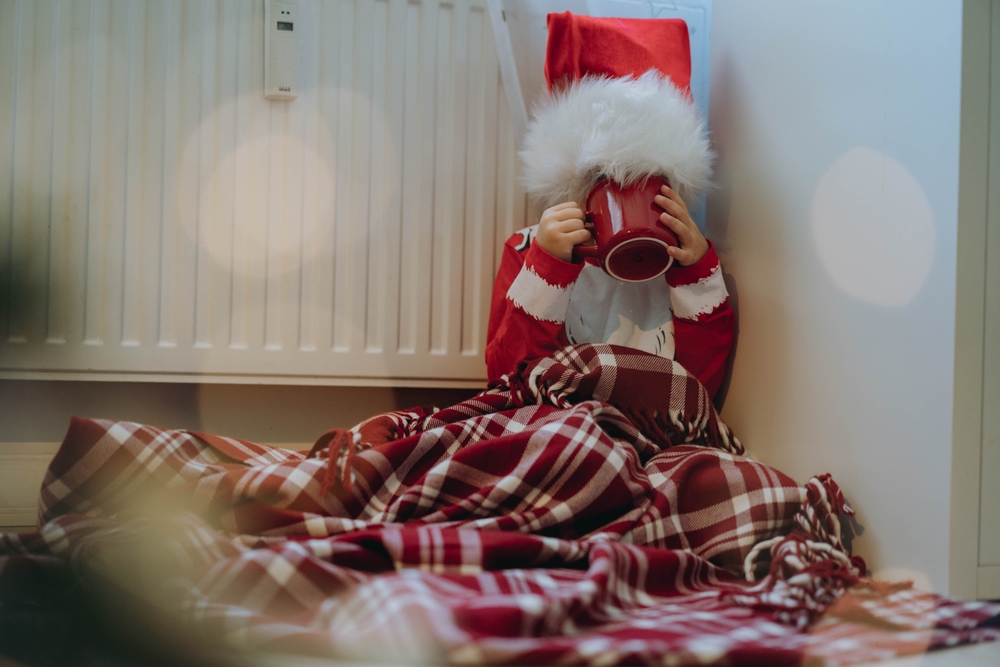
left=520, top=12, right=713, bottom=210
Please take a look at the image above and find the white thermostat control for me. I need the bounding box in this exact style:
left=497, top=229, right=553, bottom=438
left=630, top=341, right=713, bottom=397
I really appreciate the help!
left=264, top=0, right=299, bottom=100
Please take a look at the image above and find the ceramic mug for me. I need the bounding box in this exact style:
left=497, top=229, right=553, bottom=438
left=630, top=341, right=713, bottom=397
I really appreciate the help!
left=573, top=175, right=679, bottom=282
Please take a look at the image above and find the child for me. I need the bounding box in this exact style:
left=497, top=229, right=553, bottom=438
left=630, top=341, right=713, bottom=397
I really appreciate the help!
left=485, top=13, right=733, bottom=399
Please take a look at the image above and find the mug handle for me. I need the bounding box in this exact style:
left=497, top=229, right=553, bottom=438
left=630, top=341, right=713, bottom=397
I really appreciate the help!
left=572, top=212, right=599, bottom=261
left=572, top=243, right=598, bottom=260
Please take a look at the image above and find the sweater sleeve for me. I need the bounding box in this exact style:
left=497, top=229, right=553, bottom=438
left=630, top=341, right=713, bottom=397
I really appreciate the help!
left=486, top=233, right=584, bottom=382
left=665, top=242, right=734, bottom=399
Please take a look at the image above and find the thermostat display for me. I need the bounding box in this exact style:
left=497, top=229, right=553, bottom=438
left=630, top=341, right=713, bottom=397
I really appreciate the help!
left=264, top=0, right=299, bottom=101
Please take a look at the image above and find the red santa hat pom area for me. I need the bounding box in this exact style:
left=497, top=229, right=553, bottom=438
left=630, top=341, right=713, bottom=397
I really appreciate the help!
left=520, top=12, right=713, bottom=210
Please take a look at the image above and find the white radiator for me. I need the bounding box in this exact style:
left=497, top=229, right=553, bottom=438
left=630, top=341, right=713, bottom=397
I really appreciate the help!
left=0, top=0, right=529, bottom=387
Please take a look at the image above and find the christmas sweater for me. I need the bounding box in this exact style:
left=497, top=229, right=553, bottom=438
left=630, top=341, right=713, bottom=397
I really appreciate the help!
left=486, top=225, right=734, bottom=398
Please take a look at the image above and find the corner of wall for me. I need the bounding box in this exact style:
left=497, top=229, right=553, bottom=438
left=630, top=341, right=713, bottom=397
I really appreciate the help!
left=949, top=0, right=991, bottom=601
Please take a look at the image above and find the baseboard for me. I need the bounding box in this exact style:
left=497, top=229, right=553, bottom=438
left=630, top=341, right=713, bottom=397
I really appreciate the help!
left=0, top=442, right=61, bottom=528
left=0, top=440, right=312, bottom=534
left=979, top=565, right=1000, bottom=599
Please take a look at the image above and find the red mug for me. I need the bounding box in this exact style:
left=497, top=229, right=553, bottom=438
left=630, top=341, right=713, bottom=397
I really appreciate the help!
left=574, top=175, right=679, bottom=282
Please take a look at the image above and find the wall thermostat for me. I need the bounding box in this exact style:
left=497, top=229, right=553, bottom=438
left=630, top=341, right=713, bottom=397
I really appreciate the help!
left=264, top=0, right=299, bottom=100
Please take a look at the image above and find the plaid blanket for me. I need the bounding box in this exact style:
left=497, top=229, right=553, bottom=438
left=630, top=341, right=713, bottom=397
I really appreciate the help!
left=1, top=344, right=998, bottom=665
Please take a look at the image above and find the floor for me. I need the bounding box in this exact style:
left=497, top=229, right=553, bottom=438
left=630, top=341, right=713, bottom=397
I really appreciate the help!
left=854, top=642, right=1000, bottom=666
left=244, top=642, right=1000, bottom=666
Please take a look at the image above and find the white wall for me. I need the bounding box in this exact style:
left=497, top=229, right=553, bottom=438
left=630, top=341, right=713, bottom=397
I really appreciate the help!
left=709, top=0, right=963, bottom=592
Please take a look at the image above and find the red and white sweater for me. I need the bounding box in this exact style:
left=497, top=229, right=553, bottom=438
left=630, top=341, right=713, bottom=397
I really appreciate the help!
left=486, top=225, right=734, bottom=398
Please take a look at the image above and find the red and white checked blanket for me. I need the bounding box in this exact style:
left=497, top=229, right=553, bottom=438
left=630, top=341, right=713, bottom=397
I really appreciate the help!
left=1, top=344, right=998, bottom=664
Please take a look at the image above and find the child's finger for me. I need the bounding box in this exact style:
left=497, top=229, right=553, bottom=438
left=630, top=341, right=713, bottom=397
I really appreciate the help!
left=660, top=185, right=688, bottom=209
left=549, top=207, right=586, bottom=222
left=551, top=217, right=587, bottom=233
left=666, top=245, right=692, bottom=264
left=659, top=187, right=694, bottom=224
left=659, top=212, right=694, bottom=244
left=566, top=228, right=592, bottom=245
left=655, top=195, right=687, bottom=219
left=546, top=202, right=582, bottom=216
left=655, top=192, right=690, bottom=222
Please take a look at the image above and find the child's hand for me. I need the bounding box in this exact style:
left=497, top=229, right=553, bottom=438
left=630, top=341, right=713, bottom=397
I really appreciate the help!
left=536, top=202, right=591, bottom=263
left=655, top=185, right=709, bottom=267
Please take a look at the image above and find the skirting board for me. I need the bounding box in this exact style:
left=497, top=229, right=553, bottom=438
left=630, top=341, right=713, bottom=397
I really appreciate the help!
left=0, top=441, right=309, bottom=532
left=0, top=442, right=61, bottom=528
left=980, top=565, right=1000, bottom=600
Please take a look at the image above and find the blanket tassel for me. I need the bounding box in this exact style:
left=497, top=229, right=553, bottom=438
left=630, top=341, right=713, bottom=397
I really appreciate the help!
left=731, top=474, right=867, bottom=627
left=311, top=429, right=360, bottom=498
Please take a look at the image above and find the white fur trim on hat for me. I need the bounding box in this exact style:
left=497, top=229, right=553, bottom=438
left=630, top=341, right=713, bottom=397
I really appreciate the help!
left=520, top=71, right=713, bottom=210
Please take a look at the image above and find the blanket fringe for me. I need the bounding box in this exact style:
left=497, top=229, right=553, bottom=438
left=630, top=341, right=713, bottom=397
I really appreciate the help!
left=730, top=474, right=866, bottom=627
left=624, top=405, right=741, bottom=455
left=493, top=350, right=744, bottom=455
left=493, top=360, right=539, bottom=408
left=311, top=429, right=361, bottom=498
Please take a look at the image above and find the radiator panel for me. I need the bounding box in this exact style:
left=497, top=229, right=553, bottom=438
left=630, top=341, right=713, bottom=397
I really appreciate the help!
left=0, top=0, right=528, bottom=385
